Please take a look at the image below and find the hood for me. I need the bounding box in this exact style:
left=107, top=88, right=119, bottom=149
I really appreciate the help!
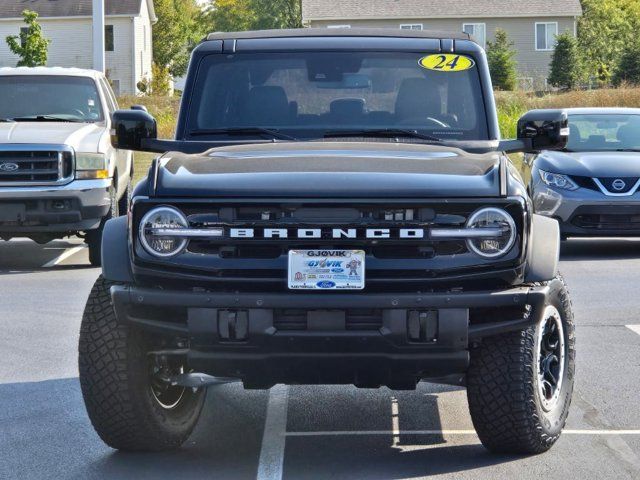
left=536, top=150, right=640, bottom=177
left=0, top=122, right=106, bottom=153
left=154, top=142, right=502, bottom=198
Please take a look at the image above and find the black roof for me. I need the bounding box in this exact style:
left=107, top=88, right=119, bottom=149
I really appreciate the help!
left=206, top=28, right=470, bottom=42
left=0, top=0, right=143, bottom=18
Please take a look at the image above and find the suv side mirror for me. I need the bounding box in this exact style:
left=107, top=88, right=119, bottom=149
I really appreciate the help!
left=517, top=109, right=569, bottom=152
left=111, top=108, right=157, bottom=150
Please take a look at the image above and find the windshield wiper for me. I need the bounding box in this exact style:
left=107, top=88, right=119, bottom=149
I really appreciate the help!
left=189, top=127, right=299, bottom=141
left=616, top=148, right=640, bottom=152
left=323, top=128, right=443, bottom=142
left=0, top=118, right=16, bottom=123
left=10, top=115, right=83, bottom=123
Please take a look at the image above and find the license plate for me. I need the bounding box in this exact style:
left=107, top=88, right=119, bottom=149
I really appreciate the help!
left=0, top=204, right=26, bottom=222
left=288, top=250, right=365, bottom=290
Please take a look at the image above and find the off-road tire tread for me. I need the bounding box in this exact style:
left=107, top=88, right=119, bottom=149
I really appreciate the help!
left=467, top=275, right=575, bottom=454
left=78, top=276, right=200, bottom=451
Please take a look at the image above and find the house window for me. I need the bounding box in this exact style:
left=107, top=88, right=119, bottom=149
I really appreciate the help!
left=20, top=27, right=28, bottom=48
left=400, top=24, right=423, bottom=30
left=535, top=22, right=558, bottom=51
left=327, top=25, right=351, bottom=29
left=105, top=25, right=114, bottom=52
left=463, top=23, right=486, bottom=48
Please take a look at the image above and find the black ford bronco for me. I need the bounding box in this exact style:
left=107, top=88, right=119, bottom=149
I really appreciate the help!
left=79, top=29, right=575, bottom=454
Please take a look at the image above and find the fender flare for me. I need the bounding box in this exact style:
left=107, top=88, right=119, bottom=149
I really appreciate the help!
left=525, top=214, right=560, bottom=283
left=101, top=216, right=134, bottom=283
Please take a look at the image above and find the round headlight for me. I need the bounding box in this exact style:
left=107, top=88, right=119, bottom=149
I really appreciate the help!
left=465, top=207, right=516, bottom=258
left=139, top=206, right=188, bottom=257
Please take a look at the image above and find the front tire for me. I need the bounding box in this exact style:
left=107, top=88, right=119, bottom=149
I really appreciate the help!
left=466, top=275, right=575, bottom=454
left=86, top=185, right=118, bottom=267
left=78, top=276, right=205, bottom=451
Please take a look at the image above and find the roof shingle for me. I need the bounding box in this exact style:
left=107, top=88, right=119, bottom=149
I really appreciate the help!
left=302, top=0, right=583, bottom=21
left=0, top=0, right=144, bottom=19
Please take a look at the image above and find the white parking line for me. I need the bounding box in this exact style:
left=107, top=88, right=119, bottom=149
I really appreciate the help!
left=257, top=385, right=289, bottom=480
left=41, top=246, right=86, bottom=268
left=285, top=429, right=640, bottom=437
left=390, top=397, right=400, bottom=447
left=626, top=325, right=640, bottom=337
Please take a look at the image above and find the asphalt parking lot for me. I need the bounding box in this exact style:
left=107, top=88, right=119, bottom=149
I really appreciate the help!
left=1, top=237, right=640, bottom=480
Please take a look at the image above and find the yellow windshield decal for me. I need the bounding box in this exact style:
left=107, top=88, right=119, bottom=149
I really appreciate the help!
left=419, top=54, right=475, bottom=72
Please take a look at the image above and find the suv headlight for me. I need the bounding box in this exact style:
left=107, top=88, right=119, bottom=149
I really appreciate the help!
left=139, top=206, right=189, bottom=257
left=465, top=207, right=516, bottom=258
left=539, top=169, right=578, bottom=191
left=76, top=153, right=109, bottom=180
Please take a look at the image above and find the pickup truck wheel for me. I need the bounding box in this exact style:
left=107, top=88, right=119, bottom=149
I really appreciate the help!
left=78, top=276, right=206, bottom=451
left=86, top=185, right=118, bottom=267
left=117, top=181, right=131, bottom=215
left=466, top=275, right=575, bottom=454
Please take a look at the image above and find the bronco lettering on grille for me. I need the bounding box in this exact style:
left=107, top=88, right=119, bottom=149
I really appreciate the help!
left=228, top=228, right=426, bottom=239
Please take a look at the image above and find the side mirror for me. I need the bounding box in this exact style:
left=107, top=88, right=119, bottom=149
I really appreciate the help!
left=111, top=109, right=157, bottom=151
left=517, top=109, right=569, bottom=153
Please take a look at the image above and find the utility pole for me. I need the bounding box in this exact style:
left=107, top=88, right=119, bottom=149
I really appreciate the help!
left=92, top=0, right=105, bottom=72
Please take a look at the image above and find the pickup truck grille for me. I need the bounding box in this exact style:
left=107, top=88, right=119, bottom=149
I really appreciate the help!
left=0, top=146, right=74, bottom=186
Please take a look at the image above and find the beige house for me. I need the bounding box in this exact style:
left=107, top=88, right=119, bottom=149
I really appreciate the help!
left=302, top=0, right=583, bottom=88
left=0, top=0, right=156, bottom=95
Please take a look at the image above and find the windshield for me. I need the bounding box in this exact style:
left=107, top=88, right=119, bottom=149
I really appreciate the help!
left=567, top=114, right=640, bottom=152
left=187, top=51, right=488, bottom=141
left=0, top=75, right=104, bottom=122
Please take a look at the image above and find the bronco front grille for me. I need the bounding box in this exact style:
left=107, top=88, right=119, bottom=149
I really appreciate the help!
left=133, top=200, right=527, bottom=292
left=0, top=145, right=74, bottom=186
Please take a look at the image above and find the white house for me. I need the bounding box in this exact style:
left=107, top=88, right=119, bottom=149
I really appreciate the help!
left=0, top=0, right=156, bottom=95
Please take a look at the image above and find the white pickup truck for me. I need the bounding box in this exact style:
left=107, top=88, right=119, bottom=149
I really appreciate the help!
left=0, top=67, right=133, bottom=265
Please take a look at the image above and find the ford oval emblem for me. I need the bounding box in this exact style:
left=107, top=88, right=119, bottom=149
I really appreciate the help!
left=612, top=179, right=626, bottom=191
left=316, top=281, right=336, bottom=289
left=0, top=162, right=19, bottom=172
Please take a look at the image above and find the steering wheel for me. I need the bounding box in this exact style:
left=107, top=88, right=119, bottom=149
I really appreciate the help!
left=398, top=116, right=450, bottom=129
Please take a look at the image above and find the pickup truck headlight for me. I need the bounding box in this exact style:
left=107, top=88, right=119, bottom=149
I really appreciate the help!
left=539, top=170, right=578, bottom=191
left=139, top=206, right=189, bottom=257
left=76, top=153, right=109, bottom=180
left=465, top=207, right=516, bottom=258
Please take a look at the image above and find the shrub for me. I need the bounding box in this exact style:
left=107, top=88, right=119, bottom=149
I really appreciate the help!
left=613, top=40, right=640, bottom=86
left=151, top=62, right=172, bottom=96
left=486, top=29, right=518, bottom=91
left=549, top=32, right=584, bottom=90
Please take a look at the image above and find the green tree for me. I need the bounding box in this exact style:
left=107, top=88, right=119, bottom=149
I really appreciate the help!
left=549, top=32, right=584, bottom=90
left=204, top=0, right=254, bottom=32
left=153, top=0, right=204, bottom=78
left=578, top=0, right=640, bottom=84
left=249, top=0, right=302, bottom=29
left=612, top=39, right=640, bottom=86
left=204, top=0, right=302, bottom=32
left=5, top=10, right=50, bottom=67
left=486, top=29, right=518, bottom=91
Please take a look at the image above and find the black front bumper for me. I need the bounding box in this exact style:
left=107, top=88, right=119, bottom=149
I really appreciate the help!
left=111, top=285, right=549, bottom=389
left=562, top=204, right=640, bottom=237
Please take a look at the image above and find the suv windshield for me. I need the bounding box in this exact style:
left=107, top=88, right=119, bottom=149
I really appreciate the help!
left=567, top=114, right=640, bottom=152
left=0, top=75, right=104, bottom=123
left=187, top=51, right=489, bottom=141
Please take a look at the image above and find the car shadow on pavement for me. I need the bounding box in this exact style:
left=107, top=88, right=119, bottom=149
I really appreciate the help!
left=0, top=239, right=93, bottom=273
left=560, top=238, right=640, bottom=261
left=0, top=378, right=522, bottom=480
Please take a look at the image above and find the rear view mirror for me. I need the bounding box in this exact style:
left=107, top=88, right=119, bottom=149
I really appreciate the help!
left=517, top=109, right=569, bottom=152
left=111, top=108, right=157, bottom=151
